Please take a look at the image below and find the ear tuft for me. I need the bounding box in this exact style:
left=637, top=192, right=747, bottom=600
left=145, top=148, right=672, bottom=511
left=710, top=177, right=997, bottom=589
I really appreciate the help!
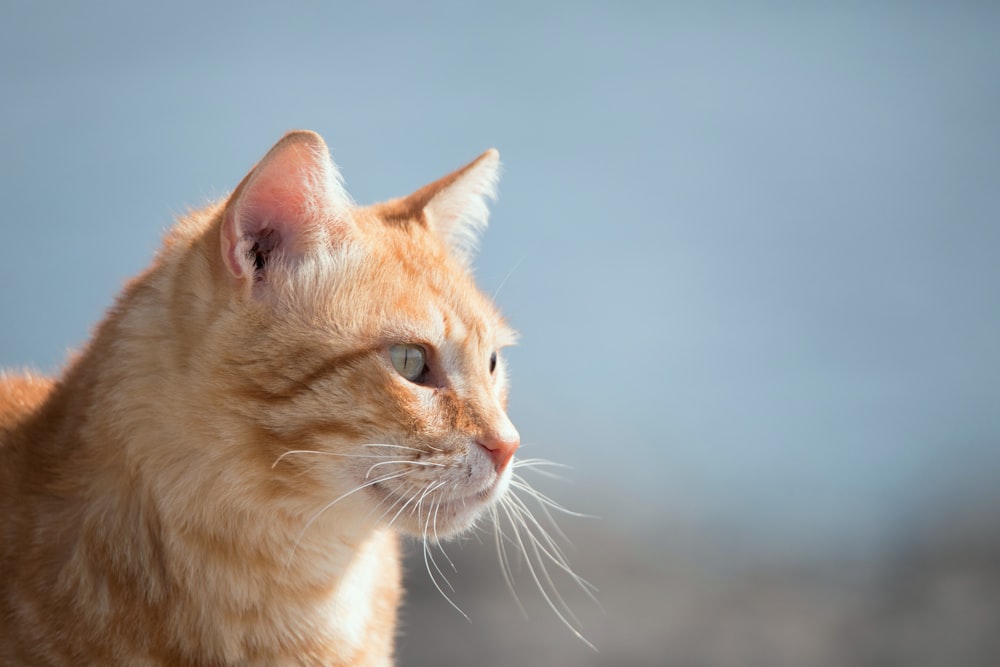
left=220, top=130, right=352, bottom=286
left=422, top=149, right=501, bottom=264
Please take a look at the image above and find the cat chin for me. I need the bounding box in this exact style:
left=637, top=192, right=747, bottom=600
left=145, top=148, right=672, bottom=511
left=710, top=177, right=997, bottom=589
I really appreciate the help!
left=377, top=466, right=513, bottom=540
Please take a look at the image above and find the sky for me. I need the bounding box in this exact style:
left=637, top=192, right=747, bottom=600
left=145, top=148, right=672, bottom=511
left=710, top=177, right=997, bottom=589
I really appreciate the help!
left=2, top=1, right=999, bottom=559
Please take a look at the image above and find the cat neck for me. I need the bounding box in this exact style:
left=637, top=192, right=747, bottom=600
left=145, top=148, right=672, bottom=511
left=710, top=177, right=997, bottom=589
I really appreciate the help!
left=12, top=229, right=401, bottom=664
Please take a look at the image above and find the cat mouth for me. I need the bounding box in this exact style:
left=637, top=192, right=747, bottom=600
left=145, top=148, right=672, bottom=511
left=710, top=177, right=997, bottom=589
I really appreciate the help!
left=369, top=477, right=505, bottom=536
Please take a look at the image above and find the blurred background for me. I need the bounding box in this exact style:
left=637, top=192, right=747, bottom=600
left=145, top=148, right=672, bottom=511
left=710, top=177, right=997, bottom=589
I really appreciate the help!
left=2, top=1, right=999, bottom=664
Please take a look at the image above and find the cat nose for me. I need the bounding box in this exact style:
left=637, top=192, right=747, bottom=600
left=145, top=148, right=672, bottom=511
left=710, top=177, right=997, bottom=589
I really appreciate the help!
left=477, top=426, right=520, bottom=471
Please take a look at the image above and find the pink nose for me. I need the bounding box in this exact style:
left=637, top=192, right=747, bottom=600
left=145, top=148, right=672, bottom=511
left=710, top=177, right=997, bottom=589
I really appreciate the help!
left=478, top=429, right=520, bottom=471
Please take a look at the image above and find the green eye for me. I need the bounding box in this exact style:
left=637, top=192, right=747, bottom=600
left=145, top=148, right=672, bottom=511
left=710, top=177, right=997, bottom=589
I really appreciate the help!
left=390, top=344, right=428, bottom=383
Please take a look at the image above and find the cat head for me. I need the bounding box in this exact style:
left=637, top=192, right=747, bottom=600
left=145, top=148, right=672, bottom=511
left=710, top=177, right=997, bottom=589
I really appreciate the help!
left=200, top=131, right=519, bottom=539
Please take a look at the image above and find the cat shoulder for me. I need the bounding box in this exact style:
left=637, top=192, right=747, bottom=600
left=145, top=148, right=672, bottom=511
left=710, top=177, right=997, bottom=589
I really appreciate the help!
left=0, top=371, right=54, bottom=435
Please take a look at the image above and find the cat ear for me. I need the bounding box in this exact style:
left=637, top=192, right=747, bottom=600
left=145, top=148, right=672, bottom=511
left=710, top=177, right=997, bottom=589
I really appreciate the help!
left=220, top=130, right=352, bottom=285
left=394, top=149, right=500, bottom=264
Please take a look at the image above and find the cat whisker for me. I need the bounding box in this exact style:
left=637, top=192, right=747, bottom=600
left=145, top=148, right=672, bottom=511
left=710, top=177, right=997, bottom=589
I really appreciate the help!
left=504, top=492, right=599, bottom=602
left=511, top=457, right=569, bottom=468
left=422, top=496, right=468, bottom=621
left=284, top=469, right=418, bottom=571
left=490, top=504, right=528, bottom=620
left=509, top=474, right=599, bottom=519
left=490, top=249, right=531, bottom=303
left=497, top=499, right=595, bottom=650
left=362, top=443, right=435, bottom=454
left=371, top=487, right=413, bottom=527
left=431, top=497, right=459, bottom=575
left=514, top=480, right=600, bottom=600
left=511, top=457, right=573, bottom=480
left=417, top=481, right=447, bottom=524
left=272, top=449, right=395, bottom=469
left=507, top=479, right=575, bottom=547
left=388, top=479, right=446, bottom=530
left=509, top=472, right=599, bottom=553
left=386, top=481, right=429, bottom=530
left=509, top=501, right=587, bottom=630
left=365, top=459, right=445, bottom=479
left=423, top=497, right=456, bottom=593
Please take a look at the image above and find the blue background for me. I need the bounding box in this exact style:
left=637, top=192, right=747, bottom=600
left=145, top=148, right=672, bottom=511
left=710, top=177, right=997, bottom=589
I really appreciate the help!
left=3, top=2, right=999, bottom=663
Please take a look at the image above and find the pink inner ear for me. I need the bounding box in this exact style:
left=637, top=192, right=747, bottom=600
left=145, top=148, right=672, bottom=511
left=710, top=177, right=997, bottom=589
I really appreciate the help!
left=219, top=131, right=349, bottom=282
left=222, top=197, right=290, bottom=282
left=221, top=213, right=280, bottom=281
left=221, top=210, right=250, bottom=280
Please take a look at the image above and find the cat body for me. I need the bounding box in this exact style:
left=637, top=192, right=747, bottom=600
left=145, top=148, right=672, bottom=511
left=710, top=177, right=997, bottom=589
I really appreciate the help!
left=0, top=131, right=519, bottom=665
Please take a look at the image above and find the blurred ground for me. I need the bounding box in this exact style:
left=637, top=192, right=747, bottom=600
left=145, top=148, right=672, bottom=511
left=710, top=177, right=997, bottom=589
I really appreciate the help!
left=397, top=488, right=1000, bottom=667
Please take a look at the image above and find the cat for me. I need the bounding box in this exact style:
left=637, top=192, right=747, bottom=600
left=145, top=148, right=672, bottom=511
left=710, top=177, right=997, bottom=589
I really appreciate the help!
left=0, top=130, right=528, bottom=666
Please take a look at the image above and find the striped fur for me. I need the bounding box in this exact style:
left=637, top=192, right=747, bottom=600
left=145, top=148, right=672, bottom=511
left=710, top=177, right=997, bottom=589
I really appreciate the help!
left=0, top=131, right=517, bottom=665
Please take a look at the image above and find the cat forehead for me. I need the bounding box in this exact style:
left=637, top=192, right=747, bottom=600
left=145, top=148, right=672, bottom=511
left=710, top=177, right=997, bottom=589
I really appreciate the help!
left=285, top=236, right=514, bottom=350
left=353, top=210, right=513, bottom=339
left=378, top=299, right=517, bottom=350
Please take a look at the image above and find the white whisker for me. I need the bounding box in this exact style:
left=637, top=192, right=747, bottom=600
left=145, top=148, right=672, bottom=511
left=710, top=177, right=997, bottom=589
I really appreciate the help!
left=509, top=476, right=599, bottom=520
left=386, top=481, right=434, bottom=530
left=491, top=249, right=531, bottom=302
left=432, top=498, right=459, bottom=575
left=272, top=448, right=395, bottom=468
left=511, top=457, right=574, bottom=481
left=505, top=497, right=581, bottom=627
left=505, top=493, right=600, bottom=601
left=363, top=443, right=443, bottom=454
left=505, top=492, right=572, bottom=568
left=365, top=459, right=445, bottom=479
left=491, top=505, right=528, bottom=620
left=415, top=481, right=447, bottom=527
left=283, top=468, right=416, bottom=571
left=511, top=457, right=571, bottom=470
left=424, top=498, right=456, bottom=593
left=372, top=487, right=413, bottom=526
left=423, top=497, right=469, bottom=622
left=498, top=500, right=595, bottom=650
left=508, top=480, right=574, bottom=548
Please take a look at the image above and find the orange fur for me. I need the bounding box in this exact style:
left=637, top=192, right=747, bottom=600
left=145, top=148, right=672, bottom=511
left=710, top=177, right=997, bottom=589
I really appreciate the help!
left=0, top=131, right=518, bottom=665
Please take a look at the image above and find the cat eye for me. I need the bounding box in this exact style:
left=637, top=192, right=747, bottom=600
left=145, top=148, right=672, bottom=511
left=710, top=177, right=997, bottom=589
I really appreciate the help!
left=489, top=351, right=498, bottom=374
left=390, top=344, right=428, bottom=383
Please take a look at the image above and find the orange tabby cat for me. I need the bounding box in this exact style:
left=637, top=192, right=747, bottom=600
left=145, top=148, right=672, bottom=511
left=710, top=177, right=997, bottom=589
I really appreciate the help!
left=0, top=131, right=521, bottom=665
